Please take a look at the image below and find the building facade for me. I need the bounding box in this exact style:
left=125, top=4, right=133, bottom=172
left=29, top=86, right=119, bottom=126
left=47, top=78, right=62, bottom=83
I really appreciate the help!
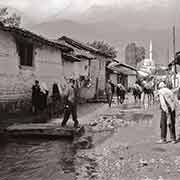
left=0, top=24, right=71, bottom=113
left=108, top=62, right=137, bottom=89
left=58, top=36, right=111, bottom=100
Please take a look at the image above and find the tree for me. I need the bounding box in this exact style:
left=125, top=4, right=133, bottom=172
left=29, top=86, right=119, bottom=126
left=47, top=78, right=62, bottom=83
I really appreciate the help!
left=88, top=40, right=117, bottom=58
left=125, top=43, right=137, bottom=67
left=135, top=46, right=145, bottom=64
left=125, top=43, right=145, bottom=67
left=0, top=8, right=21, bottom=27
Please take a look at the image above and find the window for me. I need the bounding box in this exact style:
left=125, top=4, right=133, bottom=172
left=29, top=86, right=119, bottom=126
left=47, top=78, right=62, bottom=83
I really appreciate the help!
left=16, top=40, right=34, bottom=67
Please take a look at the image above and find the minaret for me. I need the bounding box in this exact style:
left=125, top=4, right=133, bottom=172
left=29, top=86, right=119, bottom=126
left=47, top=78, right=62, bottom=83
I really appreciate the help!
left=149, top=40, right=152, bottom=61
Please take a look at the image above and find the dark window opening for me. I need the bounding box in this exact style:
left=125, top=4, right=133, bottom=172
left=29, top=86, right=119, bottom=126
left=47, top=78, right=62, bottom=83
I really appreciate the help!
left=16, top=39, right=34, bottom=67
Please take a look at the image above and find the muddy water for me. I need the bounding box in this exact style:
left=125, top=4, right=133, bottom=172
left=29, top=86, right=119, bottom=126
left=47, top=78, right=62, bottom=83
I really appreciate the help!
left=0, top=137, right=76, bottom=180
left=0, top=103, right=154, bottom=180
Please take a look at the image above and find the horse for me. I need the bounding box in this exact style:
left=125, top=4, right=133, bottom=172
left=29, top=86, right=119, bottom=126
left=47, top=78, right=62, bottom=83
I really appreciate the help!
left=116, top=83, right=126, bottom=104
left=141, top=79, right=155, bottom=106
left=132, top=83, right=143, bottom=104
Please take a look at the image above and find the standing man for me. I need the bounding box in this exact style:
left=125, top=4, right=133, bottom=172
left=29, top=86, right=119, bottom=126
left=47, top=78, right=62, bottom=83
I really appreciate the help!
left=157, top=82, right=176, bottom=144
left=110, top=80, right=115, bottom=100
left=32, top=80, right=41, bottom=113
left=61, top=78, right=79, bottom=128
left=105, top=80, right=113, bottom=107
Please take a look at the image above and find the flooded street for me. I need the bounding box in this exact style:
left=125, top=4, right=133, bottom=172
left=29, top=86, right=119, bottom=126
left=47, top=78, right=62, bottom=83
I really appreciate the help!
left=1, top=100, right=180, bottom=180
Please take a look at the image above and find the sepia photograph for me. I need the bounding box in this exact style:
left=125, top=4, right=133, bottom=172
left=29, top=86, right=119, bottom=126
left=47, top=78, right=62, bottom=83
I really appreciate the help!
left=0, top=0, right=180, bottom=179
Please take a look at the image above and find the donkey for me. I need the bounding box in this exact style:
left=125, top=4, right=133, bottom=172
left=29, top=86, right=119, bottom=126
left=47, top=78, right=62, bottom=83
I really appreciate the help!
left=132, top=83, right=143, bottom=104
left=116, top=83, right=126, bottom=104
left=141, top=78, right=155, bottom=106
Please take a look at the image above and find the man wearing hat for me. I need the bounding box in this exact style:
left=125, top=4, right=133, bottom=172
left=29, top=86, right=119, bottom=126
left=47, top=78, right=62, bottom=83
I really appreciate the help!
left=61, top=78, right=79, bottom=128
left=157, top=82, right=176, bottom=144
left=32, top=80, right=41, bottom=113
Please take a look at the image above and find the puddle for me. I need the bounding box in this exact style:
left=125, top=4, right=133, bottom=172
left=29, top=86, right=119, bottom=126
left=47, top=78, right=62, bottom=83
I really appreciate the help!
left=121, top=104, right=142, bottom=109
left=152, top=147, right=166, bottom=152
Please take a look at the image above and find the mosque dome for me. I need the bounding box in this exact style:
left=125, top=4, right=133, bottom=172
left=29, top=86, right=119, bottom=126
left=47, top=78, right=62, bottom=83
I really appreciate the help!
left=137, top=58, right=155, bottom=74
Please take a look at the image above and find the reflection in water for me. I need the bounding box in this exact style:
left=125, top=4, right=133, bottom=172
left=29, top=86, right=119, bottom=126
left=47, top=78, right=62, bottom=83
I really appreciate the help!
left=0, top=137, right=76, bottom=180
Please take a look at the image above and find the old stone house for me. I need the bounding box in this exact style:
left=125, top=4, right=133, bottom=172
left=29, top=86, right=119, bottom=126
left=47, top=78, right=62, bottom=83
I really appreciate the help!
left=58, top=36, right=112, bottom=100
left=0, top=23, right=114, bottom=115
left=0, top=23, right=72, bottom=113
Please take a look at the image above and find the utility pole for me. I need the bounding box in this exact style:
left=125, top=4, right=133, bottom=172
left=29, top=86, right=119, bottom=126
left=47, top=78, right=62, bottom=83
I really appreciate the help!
left=166, top=47, right=170, bottom=81
left=173, top=25, right=176, bottom=87
left=167, top=47, right=169, bottom=64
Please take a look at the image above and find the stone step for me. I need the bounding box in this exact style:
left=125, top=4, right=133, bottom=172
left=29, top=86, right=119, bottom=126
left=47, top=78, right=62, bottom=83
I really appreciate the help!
left=5, top=123, right=85, bottom=138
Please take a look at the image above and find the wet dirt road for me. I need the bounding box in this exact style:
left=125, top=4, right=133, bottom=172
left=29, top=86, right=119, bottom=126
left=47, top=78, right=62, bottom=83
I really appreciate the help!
left=75, top=102, right=180, bottom=180
left=1, top=100, right=180, bottom=180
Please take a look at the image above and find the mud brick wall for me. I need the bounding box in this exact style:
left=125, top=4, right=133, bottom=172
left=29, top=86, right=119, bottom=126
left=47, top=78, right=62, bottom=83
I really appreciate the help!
left=0, top=30, right=64, bottom=114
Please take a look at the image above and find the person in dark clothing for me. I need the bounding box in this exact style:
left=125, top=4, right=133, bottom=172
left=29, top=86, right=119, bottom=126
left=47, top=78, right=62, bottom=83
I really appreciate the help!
left=110, top=81, right=116, bottom=105
left=110, top=81, right=115, bottom=96
left=105, top=80, right=113, bottom=107
left=51, top=83, right=62, bottom=117
left=39, top=82, right=49, bottom=111
left=160, top=109, right=176, bottom=143
left=52, top=83, right=61, bottom=101
left=177, top=86, right=180, bottom=100
left=32, top=80, right=41, bottom=113
left=61, top=79, right=79, bottom=128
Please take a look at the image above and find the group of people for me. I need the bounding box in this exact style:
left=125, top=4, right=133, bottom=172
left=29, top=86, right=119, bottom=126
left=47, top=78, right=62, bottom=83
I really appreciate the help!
left=105, top=80, right=126, bottom=107
left=31, top=79, right=79, bottom=128
left=31, top=78, right=179, bottom=141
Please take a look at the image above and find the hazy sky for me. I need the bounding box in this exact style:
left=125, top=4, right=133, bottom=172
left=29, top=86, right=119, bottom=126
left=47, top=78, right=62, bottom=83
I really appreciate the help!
left=0, top=0, right=173, bottom=18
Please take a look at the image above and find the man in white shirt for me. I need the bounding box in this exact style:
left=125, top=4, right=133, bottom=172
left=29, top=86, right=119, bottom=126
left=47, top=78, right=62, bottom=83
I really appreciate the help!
left=157, top=82, right=176, bottom=144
